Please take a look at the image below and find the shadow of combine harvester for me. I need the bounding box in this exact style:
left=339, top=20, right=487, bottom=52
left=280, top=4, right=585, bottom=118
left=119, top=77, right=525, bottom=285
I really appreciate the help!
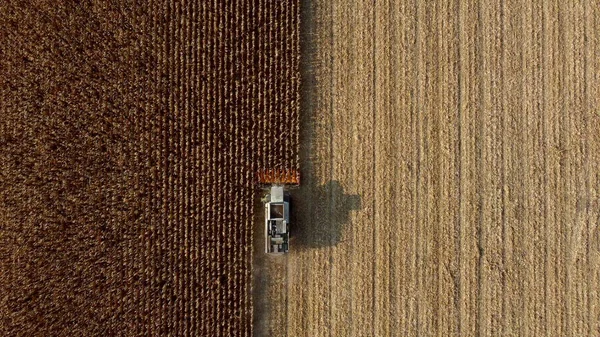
left=285, top=0, right=363, bottom=249
left=255, top=171, right=360, bottom=250
left=291, top=180, right=361, bottom=248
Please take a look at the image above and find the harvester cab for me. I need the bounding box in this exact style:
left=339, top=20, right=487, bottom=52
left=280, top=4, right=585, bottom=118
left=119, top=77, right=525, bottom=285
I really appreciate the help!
left=257, top=169, right=299, bottom=254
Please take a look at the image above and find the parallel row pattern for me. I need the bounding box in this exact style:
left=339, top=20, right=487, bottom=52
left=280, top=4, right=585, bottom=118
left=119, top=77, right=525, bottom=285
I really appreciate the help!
left=259, top=0, right=600, bottom=336
left=0, top=1, right=299, bottom=336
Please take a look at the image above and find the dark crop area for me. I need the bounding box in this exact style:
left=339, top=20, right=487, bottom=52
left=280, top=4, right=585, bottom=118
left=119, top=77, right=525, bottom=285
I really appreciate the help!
left=0, top=1, right=298, bottom=336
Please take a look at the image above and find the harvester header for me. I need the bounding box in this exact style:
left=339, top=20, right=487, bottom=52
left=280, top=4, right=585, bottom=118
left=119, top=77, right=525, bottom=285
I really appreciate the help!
left=256, top=168, right=300, bottom=186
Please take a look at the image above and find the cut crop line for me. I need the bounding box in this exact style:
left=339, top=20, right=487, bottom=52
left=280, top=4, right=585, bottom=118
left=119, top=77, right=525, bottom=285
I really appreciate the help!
left=371, top=1, right=377, bottom=336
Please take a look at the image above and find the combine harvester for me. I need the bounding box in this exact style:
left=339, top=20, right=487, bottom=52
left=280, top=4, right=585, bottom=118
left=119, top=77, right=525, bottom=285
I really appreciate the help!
left=257, top=169, right=300, bottom=254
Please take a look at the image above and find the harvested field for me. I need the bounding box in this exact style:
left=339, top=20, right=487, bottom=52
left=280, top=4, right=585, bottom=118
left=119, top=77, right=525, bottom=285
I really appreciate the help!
left=1, top=1, right=298, bottom=336
left=255, top=0, right=600, bottom=336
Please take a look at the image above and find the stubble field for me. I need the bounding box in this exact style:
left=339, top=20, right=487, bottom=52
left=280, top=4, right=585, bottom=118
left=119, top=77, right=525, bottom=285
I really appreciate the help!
left=255, top=0, right=600, bottom=336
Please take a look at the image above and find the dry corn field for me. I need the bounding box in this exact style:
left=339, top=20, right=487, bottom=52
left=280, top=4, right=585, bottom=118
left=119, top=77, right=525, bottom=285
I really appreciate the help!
left=1, top=1, right=297, bottom=336
left=255, top=0, right=600, bottom=336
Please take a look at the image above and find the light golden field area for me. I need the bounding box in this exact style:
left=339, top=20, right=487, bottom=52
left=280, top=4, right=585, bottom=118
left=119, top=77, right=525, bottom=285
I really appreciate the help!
left=254, top=0, right=600, bottom=336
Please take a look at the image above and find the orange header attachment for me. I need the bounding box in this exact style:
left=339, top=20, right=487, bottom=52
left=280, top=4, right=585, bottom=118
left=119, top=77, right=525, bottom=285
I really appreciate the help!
left=257, top=169, right=300, bottom=186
